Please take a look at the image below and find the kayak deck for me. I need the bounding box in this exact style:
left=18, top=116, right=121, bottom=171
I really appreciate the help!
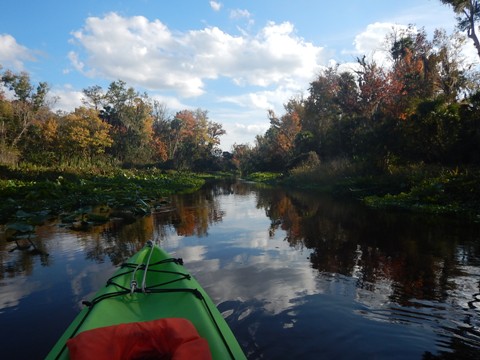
left=46, top=242, right=246, bottom=359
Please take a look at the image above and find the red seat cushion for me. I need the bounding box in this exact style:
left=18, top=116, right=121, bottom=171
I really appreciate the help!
left=66, top=318, right=212, bottom=360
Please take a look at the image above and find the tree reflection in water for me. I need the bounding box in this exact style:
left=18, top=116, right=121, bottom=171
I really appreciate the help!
left=253, top=184, right=480, bottom=359
left=1, top=179, right=479, bottom=359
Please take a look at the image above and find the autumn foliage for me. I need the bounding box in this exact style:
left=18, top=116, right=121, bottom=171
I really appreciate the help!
left=1, top=26, right=479, bottom=175
left=0, top=73, right=226, bottom=170
left=233, top=27, right=480, bottom=174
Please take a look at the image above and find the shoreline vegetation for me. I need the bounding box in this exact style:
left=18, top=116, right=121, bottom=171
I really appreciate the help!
left=246, top=164, right=480, bottom=222
left=0, top=161, right=478, bottom=242
left=0, top=164, right=205, bottom=236
left=2, top=20, right=480, bottom=226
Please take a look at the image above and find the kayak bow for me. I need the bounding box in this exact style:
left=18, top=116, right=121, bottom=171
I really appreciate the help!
left=46, top=241, right=246, bottom=360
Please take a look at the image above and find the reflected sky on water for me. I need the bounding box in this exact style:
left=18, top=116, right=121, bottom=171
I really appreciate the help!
left=1, top=179, right=480, bottom=359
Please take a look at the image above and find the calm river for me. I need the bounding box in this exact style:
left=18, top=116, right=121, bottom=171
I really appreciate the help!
left=1, top=180, right=480, bottom=359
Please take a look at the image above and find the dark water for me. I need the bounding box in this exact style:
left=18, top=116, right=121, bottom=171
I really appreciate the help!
left=1, top=180, right=480, bottom=359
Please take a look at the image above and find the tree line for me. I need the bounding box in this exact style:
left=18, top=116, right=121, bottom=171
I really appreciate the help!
left=0, top=73, right=227, bottom=171
left=2, top=1, right=480, bottom=177
left=232, top=26, right=480, bottom=175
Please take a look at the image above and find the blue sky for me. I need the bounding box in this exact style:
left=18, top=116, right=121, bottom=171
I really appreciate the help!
left=0, top=0, right=465, bottom=150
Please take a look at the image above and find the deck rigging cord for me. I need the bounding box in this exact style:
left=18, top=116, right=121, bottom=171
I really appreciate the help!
left=54, top=244, right=236, bottom=360
left=141, top=240, right=155, bottom=292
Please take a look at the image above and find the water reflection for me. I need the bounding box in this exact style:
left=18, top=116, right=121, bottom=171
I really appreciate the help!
left=1, top=180, right=480, bottom=359
left=153, top=181, right=480, bottom=358
left=255, top=185, right=480, bottom=306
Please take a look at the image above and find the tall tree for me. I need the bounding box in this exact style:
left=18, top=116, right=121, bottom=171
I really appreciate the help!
left=99, top=80, right=154, bottom=163
left=267, top=104, right=302, bottom=158
left=441, top=0, right=480, bottom=58
left=387, top=28, right=437, bottom=119
left=0, top=69, right=49, bottom=147
left=150, top=100, right=170, bottom=162
left=355, top=56, right=389, bottom=120
left=170, top=109, right=225, bottom=170
left=432, top=29, right=472, bottom=101
left=82, top=85, right=104, bottom=110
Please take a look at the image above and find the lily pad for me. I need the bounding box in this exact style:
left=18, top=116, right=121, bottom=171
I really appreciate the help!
left=6, top=222, right=35, bottom=233
left=86, top=213, right=109, bottom=224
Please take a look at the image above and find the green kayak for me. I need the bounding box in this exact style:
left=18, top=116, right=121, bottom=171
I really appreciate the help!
left=46, top=241, right=246, bottom=360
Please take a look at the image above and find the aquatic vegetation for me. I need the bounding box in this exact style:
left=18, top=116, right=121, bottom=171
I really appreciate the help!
left=0, top=168, right=204, bottom=224
left=364, top=169, right=480, bottom=219
left=245, top=172, right=283, bottom=183
left=281, top=161, right=480, bottom=219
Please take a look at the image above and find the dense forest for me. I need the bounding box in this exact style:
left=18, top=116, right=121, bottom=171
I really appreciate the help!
left=1, top=4, right=480, bottom=218
left=234, top=26, right=480, bottom=173
left=0, top=73, right=228, bottom=171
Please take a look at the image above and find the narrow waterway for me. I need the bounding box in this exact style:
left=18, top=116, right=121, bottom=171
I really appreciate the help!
left=1, top=180, right=479, bottom=359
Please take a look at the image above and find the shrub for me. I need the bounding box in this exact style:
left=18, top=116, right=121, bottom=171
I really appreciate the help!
left=0, top=144, right=20, bottom=166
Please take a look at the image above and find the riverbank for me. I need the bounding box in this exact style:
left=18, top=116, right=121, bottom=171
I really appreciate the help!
left=248, top=164, right=480, bottom=222
left=2, top=162, right=479, bottom=228
left=0, top=164, right=205, bottom=225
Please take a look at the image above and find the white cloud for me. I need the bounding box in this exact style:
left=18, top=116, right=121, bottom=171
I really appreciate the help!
left=223, top=21, right=325, bottom=87
left=0, top=34, right=36, bottom=70
left=351, top=22, right=400, bottom=65
left=67, top=51, right=85, bottom=73
left=234, top=122, right=269, bottom=135
left=339, top=22, right=416, bottom=67
left=220, top=92, right=274, bottom=110
left=150, top=94, right=189, bottom=111
left=230, top=9, right=251, bottom=19
left=48, top=85, right=84, bottom=112
left=226, top=120, right=270, bottom=148
left=220, top=85, right=303, bottom=110
left=69, top=13, right=327, bottom=98
left=195, top=256, right=318, bottom=315
left=205, top=105, right=270, bottom=149
left=209, top=1, right=222, bottom=11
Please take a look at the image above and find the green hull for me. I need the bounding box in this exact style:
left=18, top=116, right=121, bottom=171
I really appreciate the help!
left=46, top=242, right=246, bottom=359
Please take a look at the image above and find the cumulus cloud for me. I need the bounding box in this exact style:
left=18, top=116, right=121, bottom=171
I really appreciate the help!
left=206, top=105, right=271, bottom=149
left=0, top=34, right=36, bottom=70
left=48, top=85, right=84, bottom=112
left=347, top=22, right=412, bottom=66
left=209, top=1, right=222, bottom=11
left=225, top=116, right=270, bottom=148
left=234, top=122, right=269, bottom=136
left=219, top=85, right=299, bottom=110
left=68, top=13, right=327, bottom=98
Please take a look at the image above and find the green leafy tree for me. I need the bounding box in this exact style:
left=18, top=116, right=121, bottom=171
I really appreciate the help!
left=0, top=69, right=49, bottom=147
left=251, top=129, right=286, bottom=171
left=304, top=67, right=341, bottom=147
left=99, top=80, right=155, bottom=164
left=304, top=66, right=363, bottom=159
